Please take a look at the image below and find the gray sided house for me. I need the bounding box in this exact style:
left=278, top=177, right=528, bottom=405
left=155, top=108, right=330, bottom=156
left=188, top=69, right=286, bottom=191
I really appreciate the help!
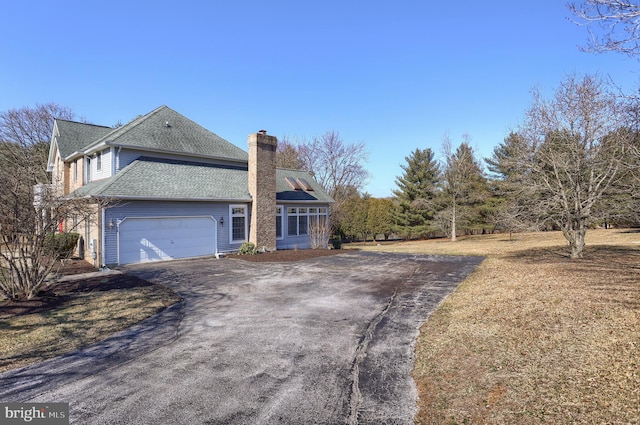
left=47, top=106, right=333, bottom=266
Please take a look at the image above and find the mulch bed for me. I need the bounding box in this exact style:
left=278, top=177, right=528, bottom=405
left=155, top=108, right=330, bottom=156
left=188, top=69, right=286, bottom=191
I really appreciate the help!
left=226, top=249, right=346, bottom=262
left=0, top=258, right=151, bottom=318
left=1, top=251, right=348, bottom=316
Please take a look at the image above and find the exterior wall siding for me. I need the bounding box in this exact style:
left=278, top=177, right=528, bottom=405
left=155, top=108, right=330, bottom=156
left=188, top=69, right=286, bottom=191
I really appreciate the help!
left=90, top=149, right=113, bottom=181
left=117, top=148, right=248, bottom=173
left=52, top=150, right=65, bottom=196
left=103, top=201, right=249, bottom=265
left=102, top=200, right=331, bottom=264
left=67, top=157, right=85, bottom=193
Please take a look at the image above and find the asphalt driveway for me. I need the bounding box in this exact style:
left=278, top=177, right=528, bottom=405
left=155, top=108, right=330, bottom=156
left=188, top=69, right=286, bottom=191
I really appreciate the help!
left=0, top=251, right=483, bottom=424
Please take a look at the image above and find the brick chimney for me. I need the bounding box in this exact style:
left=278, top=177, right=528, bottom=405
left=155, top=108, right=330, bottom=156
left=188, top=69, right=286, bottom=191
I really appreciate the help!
left=248, top=131, right=277, bottom=251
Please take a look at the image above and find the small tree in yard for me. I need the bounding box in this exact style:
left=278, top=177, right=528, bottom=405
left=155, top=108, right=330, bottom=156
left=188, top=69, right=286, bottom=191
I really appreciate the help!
left=503, top=74, right=632, bottom=258
left=392, top=148, right=441, bottom=239
left=440, top=135, right=489, bottom=241
left=339, top=195, right=369, bottom=241
left=0, top=177, right=102, bottom=300
left=366, top=198, right=395, bottom=241
left=486, top=132, right=543, bottom=237
left=0, top=103, right=102, bottom=301
left=308, top=217, right=330, bottom=249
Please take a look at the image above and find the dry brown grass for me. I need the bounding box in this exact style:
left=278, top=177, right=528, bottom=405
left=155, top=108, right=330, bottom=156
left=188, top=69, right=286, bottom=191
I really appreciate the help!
left=350, top=229, right=640, bottom=424
left=0, top=279, right=180, bottom=373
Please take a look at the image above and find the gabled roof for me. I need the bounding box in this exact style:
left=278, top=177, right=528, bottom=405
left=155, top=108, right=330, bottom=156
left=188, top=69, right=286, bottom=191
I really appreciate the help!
left=70, top=157, right=334, bottom=203
left=88, top=106, right=248, bottom=162
left=54, top=120, right=113, bottom=159
left=53, top=106, right=248, bottom=163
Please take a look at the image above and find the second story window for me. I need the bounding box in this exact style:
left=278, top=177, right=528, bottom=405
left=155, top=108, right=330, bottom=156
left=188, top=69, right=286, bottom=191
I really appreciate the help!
left=73, top=161, right=78, bottom=182
left=96, top=152, right=102, bottom=171
left=86, top=157, right=91, bottom=183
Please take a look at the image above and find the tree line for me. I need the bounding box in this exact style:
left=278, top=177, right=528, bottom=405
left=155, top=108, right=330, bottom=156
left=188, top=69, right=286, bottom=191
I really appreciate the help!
left=292, top=73, right=640, bottom=261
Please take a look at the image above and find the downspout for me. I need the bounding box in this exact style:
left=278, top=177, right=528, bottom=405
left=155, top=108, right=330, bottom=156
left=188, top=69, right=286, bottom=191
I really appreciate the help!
left=115, top=146, right=122, bottom=173
left=111, top=146, right=116, bottom=175
left=101, top=208, right=106, bottom=269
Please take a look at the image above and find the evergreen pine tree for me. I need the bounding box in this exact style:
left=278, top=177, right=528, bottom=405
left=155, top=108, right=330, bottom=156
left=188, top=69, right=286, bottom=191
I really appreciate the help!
left=392, top=148, right=440, bottom=238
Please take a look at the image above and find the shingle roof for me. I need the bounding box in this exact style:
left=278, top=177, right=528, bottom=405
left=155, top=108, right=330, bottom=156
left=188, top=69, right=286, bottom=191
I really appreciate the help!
left=72, top=157, right=251, bottom=201
left=54, top=106, right=248, bottom=163
left=55, top=120, right=112, bottom=159
left=71, top=158, right=334, bottom=203
left=88, top=106, right=248, bottom=162
left=276, top=169, right=334, bottom=203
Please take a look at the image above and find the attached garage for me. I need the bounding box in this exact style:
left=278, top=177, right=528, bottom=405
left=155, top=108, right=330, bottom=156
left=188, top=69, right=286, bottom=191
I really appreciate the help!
left=118, top=216, right=217, bottom=265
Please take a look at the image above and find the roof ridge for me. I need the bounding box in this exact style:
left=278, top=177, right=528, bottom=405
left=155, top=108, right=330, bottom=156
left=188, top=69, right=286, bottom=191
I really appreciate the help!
left=85, top=105, right=169, bottom=150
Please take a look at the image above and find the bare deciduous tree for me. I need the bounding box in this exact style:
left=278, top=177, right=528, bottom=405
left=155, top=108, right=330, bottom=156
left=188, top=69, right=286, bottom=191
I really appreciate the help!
left=296, top=131, right=369, bottom=200
left=0, top=103, right=99, bottom=300
left=568, top=0, right=640, bottom=55
left=275, top=131, right=370, bottom=235
left=516, top=74, right=630, bottom=258
left=308, top=217, right=330, bottom=249
left=1, top=187, right=102, bottom=300
left=0, top=103, right=75, bottom=185
left=276, top=136, right=305, bottom=169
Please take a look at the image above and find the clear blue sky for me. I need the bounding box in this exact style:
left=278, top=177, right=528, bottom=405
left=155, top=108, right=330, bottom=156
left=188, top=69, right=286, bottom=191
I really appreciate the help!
left=1, top=1, right=638, bottom=197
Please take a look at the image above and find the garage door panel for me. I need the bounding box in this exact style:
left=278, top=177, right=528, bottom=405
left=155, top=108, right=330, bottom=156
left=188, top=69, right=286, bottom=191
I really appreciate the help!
left=119, top=217, right=216, bottom=265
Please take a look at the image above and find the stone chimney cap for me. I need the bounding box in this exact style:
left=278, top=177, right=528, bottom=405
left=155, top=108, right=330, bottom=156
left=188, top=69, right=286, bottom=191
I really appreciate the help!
left=258, top=129, right=267, bottom=134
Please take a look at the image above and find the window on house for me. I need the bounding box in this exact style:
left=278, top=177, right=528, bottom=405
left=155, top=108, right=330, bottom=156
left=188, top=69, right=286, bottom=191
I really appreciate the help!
left=309, top=207, right=318, bottom=229
left=73, top=161, right=78, bottom=182
left=298, top=208, right=308, bottom=236
left=96, top=152, right=102, bottom=171
left=287, top=207, right=297, bottom=236
left=230, top=205, right=247, bottom=242
left=86, top=157, right=91, bottom=183
left=285, top=207, right=329, bottom=237
left=276, top=206, right=283, bottom=239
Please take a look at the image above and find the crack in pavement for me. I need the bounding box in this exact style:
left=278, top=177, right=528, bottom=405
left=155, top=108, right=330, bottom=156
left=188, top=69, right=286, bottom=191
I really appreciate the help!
left=347, top=266, right=420, bottom=425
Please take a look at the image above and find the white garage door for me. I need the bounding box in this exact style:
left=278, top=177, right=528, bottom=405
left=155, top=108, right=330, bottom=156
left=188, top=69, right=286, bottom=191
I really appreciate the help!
left=118, top=216, right=217, bottom=265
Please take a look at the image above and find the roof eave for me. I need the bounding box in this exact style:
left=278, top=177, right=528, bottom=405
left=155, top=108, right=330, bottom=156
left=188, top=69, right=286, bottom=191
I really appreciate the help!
left=94, top=195, right=253, bottom=202
left=83, top=141, right=109, bottom=155
left=63, top=151, right=84, bottom=162
left=107, top=143, right=248, bottom=165
left=276, top=198, right=335, bottom=204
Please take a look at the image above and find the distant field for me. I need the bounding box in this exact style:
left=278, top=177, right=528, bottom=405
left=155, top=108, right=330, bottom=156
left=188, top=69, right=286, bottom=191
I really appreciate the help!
left=349, top=229, right=640, bottom=424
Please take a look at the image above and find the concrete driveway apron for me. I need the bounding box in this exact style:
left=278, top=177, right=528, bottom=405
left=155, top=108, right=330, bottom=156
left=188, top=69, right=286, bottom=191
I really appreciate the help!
left=0, top=252, right=483, bottom=424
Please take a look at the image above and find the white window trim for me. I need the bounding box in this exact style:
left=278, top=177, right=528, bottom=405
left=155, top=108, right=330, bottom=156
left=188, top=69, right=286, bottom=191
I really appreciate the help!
left=276, top=206, right=284, bottom=240
left=96, top=151, right=102, bottom=171
left=229, top=204, right=248, bottom=243
left=285, top=206, right=328, bottom=237
left=85, top=156, right=90, bottom=183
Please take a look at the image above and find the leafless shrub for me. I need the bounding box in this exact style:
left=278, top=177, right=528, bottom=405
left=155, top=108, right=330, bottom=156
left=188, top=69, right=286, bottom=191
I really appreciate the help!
left=308, top=218, right=330, bottom=249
